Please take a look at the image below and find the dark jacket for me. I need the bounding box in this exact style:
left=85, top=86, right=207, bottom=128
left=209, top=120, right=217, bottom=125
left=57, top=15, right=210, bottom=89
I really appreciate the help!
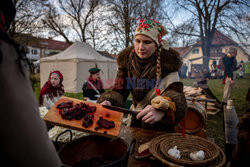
left=82, top=76, right=105, bottom=100
left=220, top=54, right=239, bottom=80
left=97, top=46, right=187, bottom=132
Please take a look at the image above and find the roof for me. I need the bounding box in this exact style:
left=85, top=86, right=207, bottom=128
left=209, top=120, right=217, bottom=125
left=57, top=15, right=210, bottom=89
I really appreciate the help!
left=196, top=30, right=238, bottom=46
left=40, top=42, right=116, bottom=62
left=175, top=29, right=242, bottom=58
left=97, top=51, right=116, bottom=60
left=14, top=33, right=72, bottom=51
left=37, top=38, right=72, bottom=51
left=173, top=46, right=191, bottom=57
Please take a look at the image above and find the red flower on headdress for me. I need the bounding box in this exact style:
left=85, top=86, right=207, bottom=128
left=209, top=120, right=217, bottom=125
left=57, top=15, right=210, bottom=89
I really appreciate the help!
left=140, top=22, right=150, bottom=29
left=138, top=20, right=151, bottom=31
left=136, top=19, right=168, bottom=45
left=158, top=37, right=162, bottom=44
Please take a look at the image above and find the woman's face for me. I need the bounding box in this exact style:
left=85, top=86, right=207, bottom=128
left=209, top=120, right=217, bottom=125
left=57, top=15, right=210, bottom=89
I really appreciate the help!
left=50, top=73, right=60, bottom=87
left=134, top=34, right=157, bottom=59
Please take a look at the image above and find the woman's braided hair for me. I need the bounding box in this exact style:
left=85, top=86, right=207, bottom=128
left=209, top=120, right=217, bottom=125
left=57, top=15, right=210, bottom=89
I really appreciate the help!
left=155, top=47, right=162, bottom=89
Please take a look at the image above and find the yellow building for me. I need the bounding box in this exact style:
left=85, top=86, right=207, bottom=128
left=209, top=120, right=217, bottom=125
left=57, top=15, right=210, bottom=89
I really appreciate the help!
left=175, top=30, right=249, bottom=77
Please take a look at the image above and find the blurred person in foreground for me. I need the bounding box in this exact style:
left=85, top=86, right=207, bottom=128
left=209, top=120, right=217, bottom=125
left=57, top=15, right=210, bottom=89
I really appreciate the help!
left=98, top=19, right=187, bottom=132
left=229, top=89, right=250, bottom=166
left=0, top=0, right=61, bottom=166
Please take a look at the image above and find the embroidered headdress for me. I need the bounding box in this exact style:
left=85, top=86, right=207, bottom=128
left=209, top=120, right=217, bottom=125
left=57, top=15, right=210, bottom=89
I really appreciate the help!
left=135, top=19, right=169, bottom=50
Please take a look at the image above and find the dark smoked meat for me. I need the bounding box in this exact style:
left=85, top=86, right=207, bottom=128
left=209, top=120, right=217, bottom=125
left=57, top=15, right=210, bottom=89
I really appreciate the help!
left=96, top=117, right=115, bottom=129
left=57, top=101, right=96, bottom=128
left=82, top=114, right=94, bottom=128
left=82, top=116, right=93, bottom=128
left=57, top=101, right=115, bottom=130
left=56, top=101, right=73, bottom=109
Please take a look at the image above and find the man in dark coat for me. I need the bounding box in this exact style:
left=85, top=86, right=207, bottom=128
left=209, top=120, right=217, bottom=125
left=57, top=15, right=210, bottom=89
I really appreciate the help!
left=220, top=47, right=240, bottom=103
left=82, top=67, right=105, bottom=101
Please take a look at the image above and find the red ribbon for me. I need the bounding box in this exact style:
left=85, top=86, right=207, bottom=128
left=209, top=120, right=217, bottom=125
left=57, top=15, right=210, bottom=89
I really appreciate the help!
left=155, top=89, right=160, bottom=96
left=222, top=75, right=227, bottom=84
left=1, top=13, right=6, bottom=24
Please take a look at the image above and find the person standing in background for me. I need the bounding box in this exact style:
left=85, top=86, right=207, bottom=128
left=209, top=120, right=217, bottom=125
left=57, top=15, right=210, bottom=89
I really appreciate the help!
left=220, top=47, right=240, bottom=104
left=238, top=60, right=244, bottom=79
left=210, top=63, right=216, bottom=79
left=82, top=67, right=105, bottom=102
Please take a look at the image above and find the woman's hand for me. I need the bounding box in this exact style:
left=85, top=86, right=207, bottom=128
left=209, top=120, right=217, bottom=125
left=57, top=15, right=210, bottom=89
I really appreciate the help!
left=230, top=79, right=235, bottom=86
left=100, top=100, right=112, bottom=106
left=136, top=105, right=165, bottom=124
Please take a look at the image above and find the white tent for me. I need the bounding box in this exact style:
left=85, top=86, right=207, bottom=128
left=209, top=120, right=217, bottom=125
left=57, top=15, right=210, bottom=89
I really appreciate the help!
left=40, top=42, right=117, bottom=93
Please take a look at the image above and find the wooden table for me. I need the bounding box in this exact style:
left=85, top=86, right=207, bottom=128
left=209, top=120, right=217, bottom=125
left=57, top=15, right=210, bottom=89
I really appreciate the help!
left=119, top=126, right=167, bottom=167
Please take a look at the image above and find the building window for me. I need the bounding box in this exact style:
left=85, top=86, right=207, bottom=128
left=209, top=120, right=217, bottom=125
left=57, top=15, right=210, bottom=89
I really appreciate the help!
left=192, top=48, right=199, bottom=54
left=32, top=49, right=38, bottom=55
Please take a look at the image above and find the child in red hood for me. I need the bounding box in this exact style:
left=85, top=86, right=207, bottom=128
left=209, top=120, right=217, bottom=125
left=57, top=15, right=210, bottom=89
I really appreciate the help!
left=40, top=70, right=64, bottom=109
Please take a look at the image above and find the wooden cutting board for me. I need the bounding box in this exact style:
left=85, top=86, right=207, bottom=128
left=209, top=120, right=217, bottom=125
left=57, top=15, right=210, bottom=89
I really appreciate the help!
left=44, top=96, right=124, bottom=138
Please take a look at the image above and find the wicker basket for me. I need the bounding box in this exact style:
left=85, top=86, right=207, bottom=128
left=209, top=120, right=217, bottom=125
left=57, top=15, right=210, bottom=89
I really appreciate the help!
left=149, top=133, right=225, bottom=167
left=211, top=144, right=226, bottom=167
left=149, top=134, right=181, bottom=167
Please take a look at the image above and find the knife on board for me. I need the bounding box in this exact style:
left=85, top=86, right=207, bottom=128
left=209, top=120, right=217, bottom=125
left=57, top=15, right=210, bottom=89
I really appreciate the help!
left=102, top=105, right=139, bottom=115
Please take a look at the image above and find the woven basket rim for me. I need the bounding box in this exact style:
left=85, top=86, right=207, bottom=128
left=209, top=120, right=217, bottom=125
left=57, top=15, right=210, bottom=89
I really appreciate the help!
left=213, top=142, right=226, bottom=167
left=149, top=133, right=224, bottom=167
left=149, top=134, right=182, bottom=167
left=159, top=133, right=219, bottom=166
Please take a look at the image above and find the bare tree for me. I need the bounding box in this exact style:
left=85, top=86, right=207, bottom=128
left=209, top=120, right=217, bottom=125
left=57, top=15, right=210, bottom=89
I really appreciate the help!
left=166, top=18, right=198, bottom=47
left=42, top=0, right=102, bottom=43
left=42, top=3, right=71, bottom=42
left=104, top=0, right=165, bottom=52
left=86, top=4, right=108, bottom=50
left=9, top=0, right=49, bottom=39
left=167, top=0, right=250, bottom=69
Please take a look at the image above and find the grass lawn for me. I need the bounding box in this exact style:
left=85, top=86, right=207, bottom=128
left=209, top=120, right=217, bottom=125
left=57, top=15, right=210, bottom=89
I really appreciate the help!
left=34, top=73, right=250, bottom=150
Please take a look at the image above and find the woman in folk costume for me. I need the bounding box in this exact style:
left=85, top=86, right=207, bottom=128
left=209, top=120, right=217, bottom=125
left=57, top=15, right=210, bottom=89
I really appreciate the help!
left=39, top=70, right=64, bottom=109
left=98, top=19, right=187, bottom=132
